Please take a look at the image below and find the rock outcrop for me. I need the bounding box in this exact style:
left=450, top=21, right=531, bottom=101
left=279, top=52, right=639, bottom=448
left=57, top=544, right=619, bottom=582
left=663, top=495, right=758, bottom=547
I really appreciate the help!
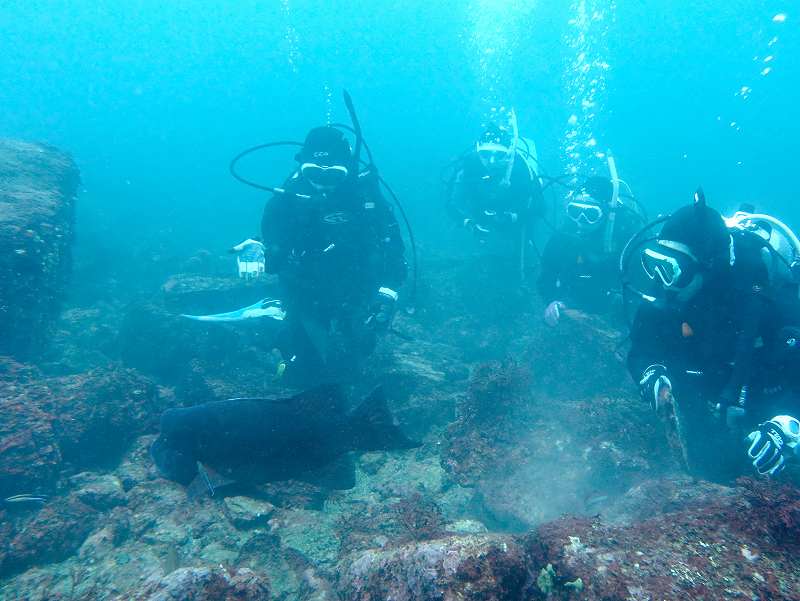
left=338, top=534, right=530, bottom=601
left=0, top=139, right=79, bottom=358
left=119, top=566, right=271, bottom=601
left=0, top=363, right=163, bottom=498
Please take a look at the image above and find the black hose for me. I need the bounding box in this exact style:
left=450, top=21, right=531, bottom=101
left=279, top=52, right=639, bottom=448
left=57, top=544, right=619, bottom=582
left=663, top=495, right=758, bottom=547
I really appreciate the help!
left=330, top=122, right=375, bottom=165
left=229, top=141, right=303, bottom=193
left=376, top=173, right=418, bottom=305
left=342, top=91, right=363, bottom=179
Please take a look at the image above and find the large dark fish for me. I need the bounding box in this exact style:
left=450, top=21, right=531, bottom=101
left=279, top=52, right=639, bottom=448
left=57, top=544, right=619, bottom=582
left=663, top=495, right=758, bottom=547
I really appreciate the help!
left=150, top=385, right=417, bottom=491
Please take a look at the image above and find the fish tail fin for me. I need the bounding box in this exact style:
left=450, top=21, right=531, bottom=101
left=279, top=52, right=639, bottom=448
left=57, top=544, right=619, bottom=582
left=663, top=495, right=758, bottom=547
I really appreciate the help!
left=349, top=387, right=419, bottom=452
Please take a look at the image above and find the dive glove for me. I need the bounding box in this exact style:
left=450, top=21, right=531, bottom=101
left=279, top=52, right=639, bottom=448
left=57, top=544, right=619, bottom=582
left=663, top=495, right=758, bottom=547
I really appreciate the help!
left=746, top=415, right=800, bottom=476
left=639, top=364, right=672, bottom=411
left=543, top=301, right=566, bottom=327
left=368, top=287, right=398, bottom=330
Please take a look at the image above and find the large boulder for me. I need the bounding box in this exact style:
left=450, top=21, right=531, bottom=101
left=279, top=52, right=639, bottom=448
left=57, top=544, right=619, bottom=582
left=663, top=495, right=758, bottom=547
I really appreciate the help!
left=119, top=566, right=271, bottom=601
left=338, top=534, right=529, bottom=601
left=0, top=139, right=79, bottom=358
left=442, top=360, right=667, bottom=530
left=0, top=363, right=163, bottom=497
left=119, top=274, right=283, bottom=401
left=523, top=478, right=800, bottom=600
left=0, top=494, right=98, bottom=578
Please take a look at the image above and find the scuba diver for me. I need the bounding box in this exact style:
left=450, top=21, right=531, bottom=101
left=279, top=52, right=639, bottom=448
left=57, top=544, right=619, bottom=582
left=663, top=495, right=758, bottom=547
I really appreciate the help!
left=539, top=156, right=645, bottom=326
left=445, top=107, right=544, bottom=277
left=259, top=125, right=407, bottom=383
left=624, top=189, right=800, bottom=480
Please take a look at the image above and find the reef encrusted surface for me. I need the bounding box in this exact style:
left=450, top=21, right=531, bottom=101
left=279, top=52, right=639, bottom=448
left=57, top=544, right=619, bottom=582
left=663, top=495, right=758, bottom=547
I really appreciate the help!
left=0, top=139, right=79, bottom=359
left=2, top=148, right=800, bottom=600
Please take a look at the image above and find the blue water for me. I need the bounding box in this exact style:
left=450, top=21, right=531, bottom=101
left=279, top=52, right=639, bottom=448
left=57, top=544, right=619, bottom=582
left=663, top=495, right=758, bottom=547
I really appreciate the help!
left=1, top=0, right=798, bottom=275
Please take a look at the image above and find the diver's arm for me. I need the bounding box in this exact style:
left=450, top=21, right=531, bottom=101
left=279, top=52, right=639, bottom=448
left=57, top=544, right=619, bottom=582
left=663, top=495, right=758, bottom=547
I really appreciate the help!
left=260, top=193, right=291, bottom=274
left=446, top=168, right=472, bottom=227
left=627, top=305, right=677, bottom=409
left=537, top=234, right=566, bottom=304
left=363, top=176, right=407, bottom=291
left=524, top=174, right=545, bottom=222
left=627, top=304, right=669, bottom=385
left=380, top=214, right=408, bottom=291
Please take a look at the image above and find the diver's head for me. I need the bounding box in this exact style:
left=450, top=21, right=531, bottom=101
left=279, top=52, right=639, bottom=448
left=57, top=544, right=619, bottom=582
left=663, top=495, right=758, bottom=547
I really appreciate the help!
left=642, top=189, right=733, bottom=302
left=296, top=126, right=352, bottom=191
left=476, top=123, right=515, bottom=173
left=567, top=177, right=614, bottom=233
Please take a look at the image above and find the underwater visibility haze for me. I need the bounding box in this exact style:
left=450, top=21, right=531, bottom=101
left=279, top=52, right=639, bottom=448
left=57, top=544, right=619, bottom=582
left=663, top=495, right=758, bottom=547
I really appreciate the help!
left=2, top=0, right=800, bottom=599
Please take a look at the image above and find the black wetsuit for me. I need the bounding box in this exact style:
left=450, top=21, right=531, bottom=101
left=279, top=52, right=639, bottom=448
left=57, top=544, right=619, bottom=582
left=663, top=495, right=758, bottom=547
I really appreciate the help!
left=261, top=169, right=407, bottom=381
left=627, top=232, right=800, bottom=480
left=447, top=152, right=544, bottom=240
left=538, top=210, right=641, bottom=316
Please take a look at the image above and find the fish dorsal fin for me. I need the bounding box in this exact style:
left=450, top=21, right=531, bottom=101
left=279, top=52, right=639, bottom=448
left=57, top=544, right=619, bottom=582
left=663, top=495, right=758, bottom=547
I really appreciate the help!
left=694, top=187, right=706, bottom=207
left=288, top=384, right=346, bottom=415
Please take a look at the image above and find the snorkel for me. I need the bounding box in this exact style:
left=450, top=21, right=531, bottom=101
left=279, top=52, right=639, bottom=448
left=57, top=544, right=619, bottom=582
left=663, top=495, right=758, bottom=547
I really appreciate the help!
left=342, top=90, right=363, bottom=181
left=603, top=153, right=622, bottom=253
left=502, top=108, right=519, bottom=187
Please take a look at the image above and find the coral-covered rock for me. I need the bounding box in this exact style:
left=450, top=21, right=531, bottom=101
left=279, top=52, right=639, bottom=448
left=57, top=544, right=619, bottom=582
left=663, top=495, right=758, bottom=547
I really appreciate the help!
left=0, top=378, right=61, bottom=497
left=119, top=297, right=281, bottom=401
left=338, top=534, right=529, bottom=601
left=0, top=139, right=80, bottom=359
left=69, top=472, right=127, bottom=511
left=0, top=495, right=98, bottom=577
left=527, top=308, right=632, bottom=400
left=42, top=367, right=163, bottom=468
left=523, top=478, right=800, bottom=600
left=121, top=566, right=271, bottom=601
left=161, top=273, right=276, bottom=315
left=442, top=358, right=667, bottom=530
left=223, top=496, right=275, bottom=530
left=0, top=364, right=163, bottom=498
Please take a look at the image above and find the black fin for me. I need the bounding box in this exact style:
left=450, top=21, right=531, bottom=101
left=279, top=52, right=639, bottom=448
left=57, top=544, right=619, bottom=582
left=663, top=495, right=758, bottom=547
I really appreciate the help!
left=290, top=384, right=346, bottom=415
left=694, top=187, right=706, bottom=207
left=348, top=387, right=419, bottom=452
left=186, top=462, right=235, bottom=499
left=296, top=455, right=356, bottom=490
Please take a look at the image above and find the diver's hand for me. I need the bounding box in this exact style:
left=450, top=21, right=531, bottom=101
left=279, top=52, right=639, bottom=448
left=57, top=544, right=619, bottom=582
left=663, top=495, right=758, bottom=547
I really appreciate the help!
left=229, top=238, right=264, bottom=254
left=367, top=287, right=398, bottom=330
left=746, top=416, right=800, bottom=476
left=639, top=364, right=672, bottom=411
left=543, top=301, right=566, bottom=327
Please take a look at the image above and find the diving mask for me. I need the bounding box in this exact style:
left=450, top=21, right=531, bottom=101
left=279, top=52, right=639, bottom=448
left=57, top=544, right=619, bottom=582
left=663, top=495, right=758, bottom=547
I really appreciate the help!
left=300, top=162, right=349, bottom=190
left=567, top=200, right=605, bottom=226
left=641, top=240, right=700, bottom=289
left=477, top=142, right=513, bottom=169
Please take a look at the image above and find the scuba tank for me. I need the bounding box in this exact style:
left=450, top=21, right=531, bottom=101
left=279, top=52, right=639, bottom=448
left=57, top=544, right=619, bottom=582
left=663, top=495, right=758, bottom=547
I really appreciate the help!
left=725, top=210, right=800, bottom=295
